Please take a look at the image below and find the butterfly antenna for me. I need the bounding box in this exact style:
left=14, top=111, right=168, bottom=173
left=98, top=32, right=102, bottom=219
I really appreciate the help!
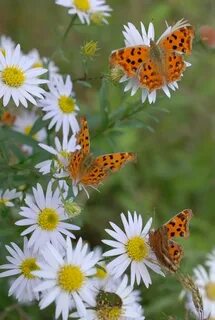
left=81, top=184, right=90, bottom=199
left=90, top=185, right=101, bottom=193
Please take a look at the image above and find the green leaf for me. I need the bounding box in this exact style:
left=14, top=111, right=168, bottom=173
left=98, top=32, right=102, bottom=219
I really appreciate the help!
left=99, top=78, right=110, bottom=123
left=76, top=80, right=92, bottom=88
left=0, top=127, right=40, bottom=150
left=30, top=116, right=46, bottom=136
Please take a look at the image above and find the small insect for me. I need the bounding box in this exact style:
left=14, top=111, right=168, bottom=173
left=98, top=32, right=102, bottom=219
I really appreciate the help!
left=110, top=19, right=194, bottom=92
left=149, top=209, right=193, bottom=272
left=68, top=117, right=136, bottom=196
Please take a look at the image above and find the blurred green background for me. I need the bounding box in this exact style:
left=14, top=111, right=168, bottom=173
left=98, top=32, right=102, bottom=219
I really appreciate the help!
left=0, top=0, right=215, bottom=319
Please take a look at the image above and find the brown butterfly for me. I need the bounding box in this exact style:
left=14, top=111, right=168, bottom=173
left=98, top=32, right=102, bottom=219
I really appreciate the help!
left=110, top=19, right=194, bottom=92
left=68, top=117, right=136, bottom=196
left=149, top=209, right=193, bottom=272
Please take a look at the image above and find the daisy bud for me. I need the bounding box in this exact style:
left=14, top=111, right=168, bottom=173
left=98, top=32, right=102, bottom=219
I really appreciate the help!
left=110, top=66, right=125, bottom=83
left=90, top=12, right=106, bottom=25
left=81, top=40, right=99, bottom=58
left=63, top=198, right=81, bottom=218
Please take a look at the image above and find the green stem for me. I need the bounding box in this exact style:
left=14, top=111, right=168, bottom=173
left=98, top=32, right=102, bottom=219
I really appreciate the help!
left=62, top=14, right=77, bottom=43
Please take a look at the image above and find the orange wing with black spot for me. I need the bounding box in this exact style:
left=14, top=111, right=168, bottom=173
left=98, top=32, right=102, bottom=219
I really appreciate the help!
left=80, top=152, right=136, bottom=187
left=94, top=152, right=136, bottom=172
left=149, top=209, right=192, bottom=273
left=164, top=209, right=193, bottom=239
left=159, top=25, right=194, bottom=55
left=138, top=58, right=164, bottom=91
left=164, top=51, right=186, bottom=83
left=76, top=117, right=90, bottom=155
left=110, top=46, right=149, bottom=77
left=68, top=117, right=90, bottom=181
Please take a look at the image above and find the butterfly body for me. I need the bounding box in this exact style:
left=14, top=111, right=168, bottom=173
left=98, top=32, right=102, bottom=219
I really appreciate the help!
left=149, top=209, right=193, bottom=272
left=68, top=117, right=136, bottom=192
left=110, top=20, right=194, bottom=92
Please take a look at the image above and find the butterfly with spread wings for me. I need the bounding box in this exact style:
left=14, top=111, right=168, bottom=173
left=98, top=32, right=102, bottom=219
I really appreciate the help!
left=149, top=209, right=193, bottom=273
left=68, top=117, right=136, bottom=196
left=110, top=19, right=194, bottom=93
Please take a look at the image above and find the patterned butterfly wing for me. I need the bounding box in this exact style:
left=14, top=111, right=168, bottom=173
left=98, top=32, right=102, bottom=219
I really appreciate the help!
left=138, top=58, right=165, bottom=91
left=110, top=46, right=149, bottom=77
left=168, top=239, right=184, bottom=268
left=164, top=209, right=193, bottom=239
left=68, top=117, right=90, bottom=181
left=149, top=227, right=183, bottom=273
left=159, top=24, right=194, bottom=55
left=164, top=51, right=186, bottom=83
left=76, top=117, right=90, bottom=155
left=80, top=152, right=136, bottom=187
left=94, top=152, right=136, bottom=172
left=80, top=164, right=109, bottom=187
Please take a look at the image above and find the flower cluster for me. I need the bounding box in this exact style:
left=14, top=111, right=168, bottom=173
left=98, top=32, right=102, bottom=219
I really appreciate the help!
left=0, top=3, right=198, bottom=319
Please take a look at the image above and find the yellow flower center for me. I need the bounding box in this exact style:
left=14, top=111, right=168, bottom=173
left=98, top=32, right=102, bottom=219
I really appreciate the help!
left=126, top=236, right=149, bottom=261
left=24, top=125, right=32, bottom=135
left=1, top=66, right=25, bottom=87
left=96, top=291, right=123, bottom=320
left=20, top=258, right=40, bottom=279
left=23, top=125, right=38, bottom=140
left=0, top=199, right=7, bottom=205
left=32, top=61, right=43, bottom=68
left=96, top=264, right=108, bottom=280
left=37, top=208, right=59, bottom=231
left=90, top=12, right=104, bottom=25
left=205, top=282, right=215, bottom=301
left=73, top=0, right=90, bottom=12
left=58, top=264, right=84, bottom=292
left=58, top=95, right=75, bottom=113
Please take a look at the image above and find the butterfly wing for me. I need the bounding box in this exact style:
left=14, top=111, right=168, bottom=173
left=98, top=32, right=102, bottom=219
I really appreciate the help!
left=76, top=117, right=90, bottom=155
left=110, top=46, right=149, bottom=77
left=138, top=58, right=165, bottom=91
left=158, top=21, right=194, bottom=55
left=164, top=209, right=193, bottom=239
left=94, top=152, right=136, bottom=172
left=168, top=239, right=184, bottom=268
left=164, top=51, right=186, bottom=83
left=68, top=117, right=90, bottom=181
left=149, top=208, right=192, bottom=273
left=149, top=228, right=183, bottom=273
left=80, top=152, right=136, bottom=187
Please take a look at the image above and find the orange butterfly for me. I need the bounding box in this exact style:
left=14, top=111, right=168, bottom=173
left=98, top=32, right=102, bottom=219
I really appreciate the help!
left=68, top=117, right=136, bottom=196
left=110, top=20, right=194, bottom=92
left=149, top=209, right=193, bottom=273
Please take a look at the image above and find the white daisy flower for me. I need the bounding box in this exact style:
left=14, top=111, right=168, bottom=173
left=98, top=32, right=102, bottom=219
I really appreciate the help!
left=0, top=188, right=22, bottom=207
left=33, top=237, right=99, bottom=319
left=71, top=275, right=145, bottom=320
left=55, top=0, right=112, bottom=25
left=13, top=109, right=47, bottom=154
left=15, top=181, right=80, bottom=252
left=185, top=265, right=215, bottom=319
left=38, top=75, right=79, bottom=137
left=0, top=35, right=15, bottom=53
left=35, top=133, right=80, bottom=180
left=102, top=211, right=164, bottom=287
left=27, top=49, right=59, bottom=80
left=206, top=249, right=215, bottom=272
left=111, top=19, right=192, bottom=104
left=0, top=237, right=41, bottom=303
left=0, top=44, right=48, bottom=107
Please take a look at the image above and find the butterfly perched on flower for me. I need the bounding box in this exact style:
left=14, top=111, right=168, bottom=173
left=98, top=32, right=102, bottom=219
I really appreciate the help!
left=109, top=19, right=194, bottom=103
left=68, top=117, right=136, bottom=196
left=149, top=209, right=193, bottom=273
